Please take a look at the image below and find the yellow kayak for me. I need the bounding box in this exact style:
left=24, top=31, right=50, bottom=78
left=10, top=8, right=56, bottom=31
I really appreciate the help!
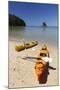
left=15, top=41, right=38, bottom=52
left=35, top=45, right=49, bottom=64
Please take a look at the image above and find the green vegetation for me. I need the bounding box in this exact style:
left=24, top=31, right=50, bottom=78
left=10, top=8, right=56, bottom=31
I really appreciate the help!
left=9, top=14, right=26, bottom=26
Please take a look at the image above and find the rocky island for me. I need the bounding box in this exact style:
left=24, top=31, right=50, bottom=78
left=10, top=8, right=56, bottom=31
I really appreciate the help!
left=42, top=22, right=47, bottom=27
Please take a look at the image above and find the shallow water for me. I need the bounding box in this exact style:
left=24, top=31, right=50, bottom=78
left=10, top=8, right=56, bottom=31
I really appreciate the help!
left=9, top=26, right=58, bottom=47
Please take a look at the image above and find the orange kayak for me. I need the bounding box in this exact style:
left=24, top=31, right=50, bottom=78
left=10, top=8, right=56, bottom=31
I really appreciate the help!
left=35, top=45, right=49, bottom=84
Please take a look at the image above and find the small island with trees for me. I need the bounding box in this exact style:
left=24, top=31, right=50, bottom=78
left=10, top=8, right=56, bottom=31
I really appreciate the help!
left=9, top=14, right=26, bottom=26
left=42, top=22, right=47, bottom=27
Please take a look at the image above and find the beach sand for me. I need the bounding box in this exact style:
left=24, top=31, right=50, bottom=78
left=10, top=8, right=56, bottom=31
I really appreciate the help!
left=9, top=41, right=59, bottom=88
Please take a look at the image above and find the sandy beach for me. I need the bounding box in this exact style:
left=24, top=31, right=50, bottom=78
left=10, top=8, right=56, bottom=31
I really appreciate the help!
left=9, top=40, right=59, bottom=88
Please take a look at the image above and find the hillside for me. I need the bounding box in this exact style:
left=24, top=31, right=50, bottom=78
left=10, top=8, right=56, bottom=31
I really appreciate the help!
left=9, top=14, right=26, bottom=26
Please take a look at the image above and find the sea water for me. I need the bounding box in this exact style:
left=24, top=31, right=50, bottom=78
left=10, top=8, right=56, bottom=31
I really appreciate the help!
left=9, top=26, right=58, bottom=47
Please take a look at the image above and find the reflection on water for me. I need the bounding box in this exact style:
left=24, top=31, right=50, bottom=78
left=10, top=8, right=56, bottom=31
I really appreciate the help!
left=9, top=26, right=58, bottom=46
left=9, top=27, right=26, bottom=40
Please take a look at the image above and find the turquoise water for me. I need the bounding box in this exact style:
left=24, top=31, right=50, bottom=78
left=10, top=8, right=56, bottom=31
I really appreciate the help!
left=9, top=26, right=58, bottom=46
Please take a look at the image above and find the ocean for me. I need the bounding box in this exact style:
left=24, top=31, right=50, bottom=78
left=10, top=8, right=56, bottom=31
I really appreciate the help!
left=9, top=26, right=58, bottom=47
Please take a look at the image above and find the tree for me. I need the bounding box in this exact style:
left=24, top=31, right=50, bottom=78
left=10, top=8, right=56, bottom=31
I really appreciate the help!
left=9, top=14, right=26, bottom=26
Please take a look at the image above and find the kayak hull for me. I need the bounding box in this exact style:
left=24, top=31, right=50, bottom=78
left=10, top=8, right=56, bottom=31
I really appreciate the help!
left=35, top=45, right=49, bottom=84
left=15, top=41, right=38, bottom=52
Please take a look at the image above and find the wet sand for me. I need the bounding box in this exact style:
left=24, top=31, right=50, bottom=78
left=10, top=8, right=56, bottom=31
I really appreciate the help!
left=9, top=41, right=59, bottom=88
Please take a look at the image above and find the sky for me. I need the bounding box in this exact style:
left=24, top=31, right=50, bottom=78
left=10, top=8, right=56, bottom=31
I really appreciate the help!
left=9, top=1, right=58, bottom=26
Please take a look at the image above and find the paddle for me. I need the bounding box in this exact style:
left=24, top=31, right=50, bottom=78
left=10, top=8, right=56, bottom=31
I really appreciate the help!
left=17, top=56, right=53, bottom=63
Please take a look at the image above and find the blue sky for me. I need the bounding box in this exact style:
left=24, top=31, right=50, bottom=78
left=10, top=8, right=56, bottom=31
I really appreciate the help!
left=9, top=1, right=58, bottom=26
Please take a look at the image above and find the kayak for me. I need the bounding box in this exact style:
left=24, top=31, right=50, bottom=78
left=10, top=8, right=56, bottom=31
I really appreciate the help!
left=35, top=45, right=49, bottom=63
left=15, top=41, right=38, bottom=52
left=15, top=45, right=25, bottom=52
left=25, top=41, right=38, bottom=49
left=35, top=45, right=49, bottom=84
